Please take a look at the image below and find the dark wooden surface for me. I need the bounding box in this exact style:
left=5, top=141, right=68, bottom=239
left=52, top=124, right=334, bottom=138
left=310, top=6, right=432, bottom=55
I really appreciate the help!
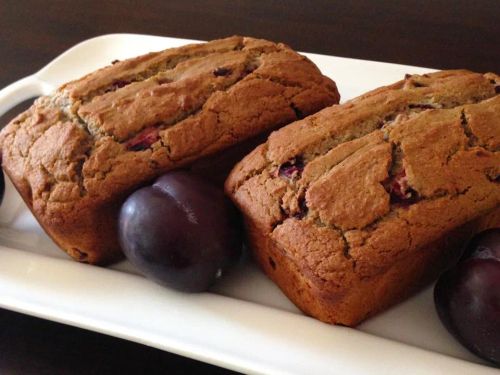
left=0, top=1, right=498, bottom=373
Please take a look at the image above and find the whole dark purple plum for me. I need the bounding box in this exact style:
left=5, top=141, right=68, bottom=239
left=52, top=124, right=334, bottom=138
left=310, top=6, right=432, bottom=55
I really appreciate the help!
left=119, top=170, right=242, bottom=292
left=434, top=228, right=500, bottom=365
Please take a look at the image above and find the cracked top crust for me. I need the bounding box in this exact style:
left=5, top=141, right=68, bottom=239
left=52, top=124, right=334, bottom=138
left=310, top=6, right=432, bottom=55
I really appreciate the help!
left=0, top=36, right=340, bottom=263
left=226, top=70, right=500, bottom=292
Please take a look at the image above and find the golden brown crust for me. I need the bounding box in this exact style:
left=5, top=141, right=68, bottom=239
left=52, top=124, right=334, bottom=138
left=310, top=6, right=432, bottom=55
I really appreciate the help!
left=226, top=70, right=500, bottom=326
left=0, top=36, right=340, bottom=264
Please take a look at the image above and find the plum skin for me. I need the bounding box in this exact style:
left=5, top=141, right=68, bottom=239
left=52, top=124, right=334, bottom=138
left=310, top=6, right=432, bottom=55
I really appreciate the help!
left=434, top=229, right=500, bottom=365
left=119, top=171, right=242, bottom=292
left=0, top=170, right=4, bottom=205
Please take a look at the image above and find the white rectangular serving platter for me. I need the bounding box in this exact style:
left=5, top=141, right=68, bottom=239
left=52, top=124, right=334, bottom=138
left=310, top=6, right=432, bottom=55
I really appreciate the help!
left=0, top=34, right=497, bottom=375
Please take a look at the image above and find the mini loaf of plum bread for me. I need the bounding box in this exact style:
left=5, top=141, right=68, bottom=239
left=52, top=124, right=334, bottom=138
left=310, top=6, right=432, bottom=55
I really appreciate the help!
left=226, top=70, right=500, bottom=326
left=0, top=36, right=340, bottom=264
